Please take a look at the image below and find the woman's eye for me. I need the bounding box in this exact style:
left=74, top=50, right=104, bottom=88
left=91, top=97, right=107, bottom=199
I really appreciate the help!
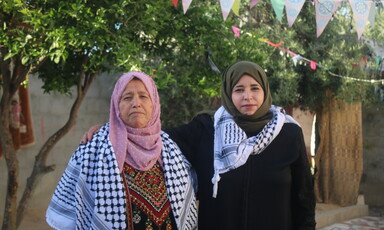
left=234, top=88, right=244, bottom=92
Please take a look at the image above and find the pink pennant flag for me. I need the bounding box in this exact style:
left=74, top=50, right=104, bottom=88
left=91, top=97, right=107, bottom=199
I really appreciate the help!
left=172, top=0, right=178, bottom=7
left=310, top=61, right=317, bottom=70
left=232, top=26, right=241, bottom=37
left=286, top=0, right=306, bottom=27
left=220, top=0, right=235, bottom=21
left=349, top=0, right=373, bottom=39
left=315, top=0, right=341, bottom=37
left=250, top=0, right=260, bottom=8
left=182, top=0, right=192, bottom=14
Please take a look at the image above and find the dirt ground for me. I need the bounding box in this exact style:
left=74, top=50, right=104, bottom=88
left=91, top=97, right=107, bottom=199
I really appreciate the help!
left=9, top=205, right=384, bottom=229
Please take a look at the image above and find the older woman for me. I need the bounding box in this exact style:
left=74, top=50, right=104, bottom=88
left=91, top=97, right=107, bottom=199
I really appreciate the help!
left=46, top=71, right=198, bottom=230
left=83, top=61, right=316, bottom=230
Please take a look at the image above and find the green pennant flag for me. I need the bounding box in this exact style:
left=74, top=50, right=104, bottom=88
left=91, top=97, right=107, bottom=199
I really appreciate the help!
left=271, top=0, right=285, bottom=22
left=376, top=56, right=382, bottom=70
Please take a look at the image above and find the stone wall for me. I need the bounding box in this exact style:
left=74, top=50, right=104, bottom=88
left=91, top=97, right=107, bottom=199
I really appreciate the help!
left=0, top=73, right=115, bottom=226
left=360, top=104, right=384, bottom=207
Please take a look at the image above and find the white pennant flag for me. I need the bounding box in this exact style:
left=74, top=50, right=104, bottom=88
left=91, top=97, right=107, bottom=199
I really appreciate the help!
left=220, top=0, right=235, bottom=21
left=315, top=0, right=341, bottom=37
left=349, top=0, right=373, bottom=39
left=292, top=55, right=304, bottom=66
left=286, top=0, right=306, bottom=27
left=182, top=0, right=192, bottom=14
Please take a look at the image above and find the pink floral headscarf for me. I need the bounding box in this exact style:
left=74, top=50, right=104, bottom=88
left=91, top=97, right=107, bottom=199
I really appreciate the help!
left=109, top=71, right=162, bottom=172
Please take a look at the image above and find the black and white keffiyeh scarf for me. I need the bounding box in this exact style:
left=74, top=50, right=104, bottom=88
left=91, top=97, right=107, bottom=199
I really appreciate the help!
left=46, top=123, right=198, bottom=229
left=211, top=106, right=299, bottom=198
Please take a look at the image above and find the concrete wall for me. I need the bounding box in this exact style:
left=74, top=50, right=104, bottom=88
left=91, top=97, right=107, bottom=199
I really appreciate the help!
left=0, top=73, right=116, bottom=226
left=292, top=108, right=315, bottom=158
left=360, top=104, right=384, bottom=207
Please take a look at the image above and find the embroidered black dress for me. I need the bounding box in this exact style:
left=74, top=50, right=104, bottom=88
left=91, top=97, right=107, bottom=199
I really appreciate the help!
left=166, top=114, right=316, bottom=230
left=122, top=163, right=177, bottom=230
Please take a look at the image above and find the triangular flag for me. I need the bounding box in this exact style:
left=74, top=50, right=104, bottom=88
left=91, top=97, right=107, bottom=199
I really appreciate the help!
left=310, top=61, right=317, bottom=70
left=172, top=0, right=178, bottom=7
left=349, top=0, right=373, bottom=39
left=182, top=0, right=192, bottom=14
left=250, top=0, right=260, bottom=8
left=285, top=0, right=306, bottom=27
left=232, top=0, right=241, bottom=16
left=271, top=0, right=285, bottom=22
left=232, top=26, right=241, bottom=37
left=220, top=0, right=235, bottom=21
left=315, top=0, right=341, bottom=37
left=368, top=2, right=376, bottom=27
left=264, top=40, right=284, bottom=47
left=376, top=56, right=382, bottom=70
left=292, top=55, right=303, bottom=66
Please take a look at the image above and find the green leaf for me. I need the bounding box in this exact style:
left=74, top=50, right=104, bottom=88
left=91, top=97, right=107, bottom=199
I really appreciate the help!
left=21, top=56, right=29, bottom=65
left=4, top=52, right=15, bottom=60
left=53, top=56, right=60, bottom=64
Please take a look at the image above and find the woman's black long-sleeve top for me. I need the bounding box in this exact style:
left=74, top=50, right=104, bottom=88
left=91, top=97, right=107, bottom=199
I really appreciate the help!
left=165, top=114, right=316, bottom=230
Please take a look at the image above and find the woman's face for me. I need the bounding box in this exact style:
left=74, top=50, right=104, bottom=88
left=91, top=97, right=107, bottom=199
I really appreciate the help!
left=119, top=79, right=153, bottom=128
left=231, top=74, right=265, bottom=115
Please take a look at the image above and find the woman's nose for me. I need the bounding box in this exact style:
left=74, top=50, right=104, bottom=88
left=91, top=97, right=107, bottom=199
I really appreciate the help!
left=244, top=90, right=251, bottom=100
left=132, top=96, right=141, bottom=107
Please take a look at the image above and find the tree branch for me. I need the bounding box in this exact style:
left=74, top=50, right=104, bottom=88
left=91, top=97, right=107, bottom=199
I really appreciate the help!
left=16, top=68, right=97, bottom=227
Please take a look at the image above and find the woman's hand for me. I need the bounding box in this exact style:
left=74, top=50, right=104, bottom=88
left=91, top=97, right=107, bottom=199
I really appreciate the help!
left=81, top=124, right=102, bottom=143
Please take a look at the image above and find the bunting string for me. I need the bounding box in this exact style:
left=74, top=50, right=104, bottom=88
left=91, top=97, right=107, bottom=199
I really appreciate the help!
left=247, top=32, right=384, bottom=83
left=206, top=29, right=384, bottom=84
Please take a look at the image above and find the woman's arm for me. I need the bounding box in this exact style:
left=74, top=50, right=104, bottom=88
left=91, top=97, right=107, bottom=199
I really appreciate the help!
left=164, top=114, right=212, bottom=166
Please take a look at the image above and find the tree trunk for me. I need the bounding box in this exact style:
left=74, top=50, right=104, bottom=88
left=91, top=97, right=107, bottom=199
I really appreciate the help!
left=16, top=71, right=95, bottom=228
left=314, top=94, right=364, bottom=206
left=0, top=55, right=24, bottom=230
left=0, top=127, right=19, bottom=230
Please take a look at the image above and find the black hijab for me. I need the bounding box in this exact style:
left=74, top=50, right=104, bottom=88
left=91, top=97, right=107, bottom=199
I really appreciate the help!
left=221, top=61, right=273, bottom=134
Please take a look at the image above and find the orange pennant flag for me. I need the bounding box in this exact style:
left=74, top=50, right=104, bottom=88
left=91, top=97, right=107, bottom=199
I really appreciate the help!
left=264, top=40, right=283, bottom=47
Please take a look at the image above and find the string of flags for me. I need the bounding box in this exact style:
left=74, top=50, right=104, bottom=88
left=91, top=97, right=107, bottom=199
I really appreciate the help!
left=172, top=0, right=384, bottom=39
left=232, top=26, right=384, bottom=83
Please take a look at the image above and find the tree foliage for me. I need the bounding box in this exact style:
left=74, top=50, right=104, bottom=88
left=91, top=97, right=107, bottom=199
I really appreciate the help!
left=235, top=0, right=382, bottom=112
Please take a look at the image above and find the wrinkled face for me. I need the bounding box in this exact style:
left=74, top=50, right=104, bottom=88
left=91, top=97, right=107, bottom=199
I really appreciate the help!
left=119, top=79, right=153, bottom=128
left=231, top=74, right=265, bottom=116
